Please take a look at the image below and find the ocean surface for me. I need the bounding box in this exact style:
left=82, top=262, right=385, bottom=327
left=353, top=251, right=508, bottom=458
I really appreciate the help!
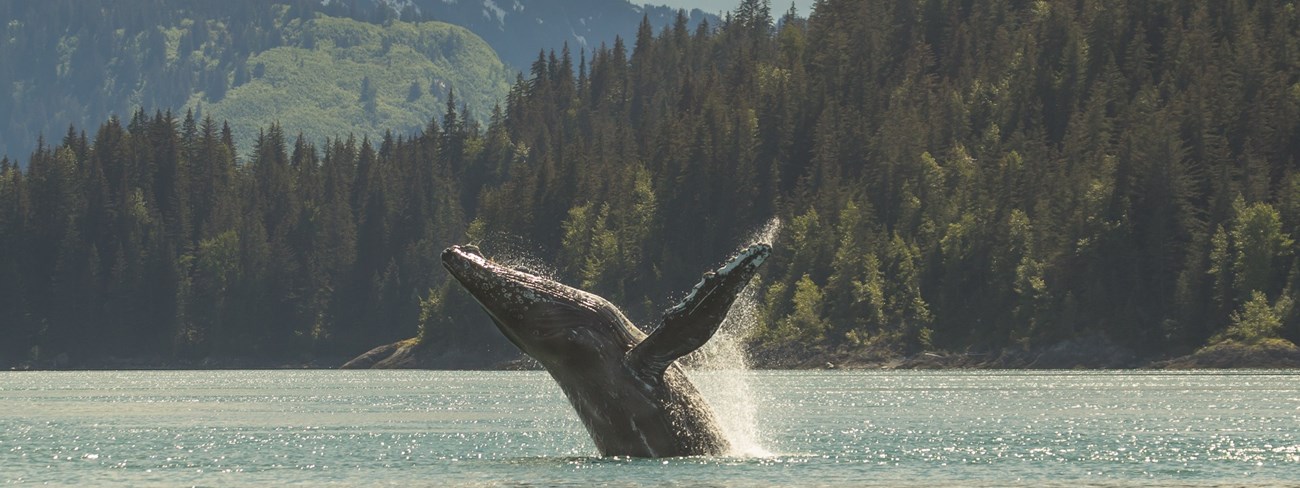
left=1, top=369, right=1296, bottom=487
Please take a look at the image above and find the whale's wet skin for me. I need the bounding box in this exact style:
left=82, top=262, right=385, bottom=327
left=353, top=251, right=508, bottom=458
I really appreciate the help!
left=441, top=243, right=770, bottom=457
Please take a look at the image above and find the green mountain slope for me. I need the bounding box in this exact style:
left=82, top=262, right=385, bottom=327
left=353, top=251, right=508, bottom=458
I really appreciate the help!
left=0, top=1, right=514, bottom=162
left=185, top=15, right=513, bottom=153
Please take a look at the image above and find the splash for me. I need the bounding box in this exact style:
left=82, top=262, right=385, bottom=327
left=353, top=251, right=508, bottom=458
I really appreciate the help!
left=686, top=217, right=782, bottom=457
left=474, top=232, right=559, bottom=281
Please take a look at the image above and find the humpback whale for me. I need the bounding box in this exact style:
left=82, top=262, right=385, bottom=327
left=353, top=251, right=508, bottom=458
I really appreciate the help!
left=441, top=243, right=770, bottom=457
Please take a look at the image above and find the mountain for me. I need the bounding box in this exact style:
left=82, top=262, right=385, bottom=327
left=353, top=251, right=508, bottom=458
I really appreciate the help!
left=0, top=1, right=514, bottom=162
left=182, top=15, right=513, bottom=158
left=368, top=0, right=720, bottom=70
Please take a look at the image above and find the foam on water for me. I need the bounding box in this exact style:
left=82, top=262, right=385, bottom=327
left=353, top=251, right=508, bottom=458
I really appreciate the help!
left=687, top=216, right=782, bottom=458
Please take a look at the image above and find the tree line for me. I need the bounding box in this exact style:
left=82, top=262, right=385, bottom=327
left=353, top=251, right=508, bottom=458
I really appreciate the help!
left=2, top=0, right=1298, bottom=367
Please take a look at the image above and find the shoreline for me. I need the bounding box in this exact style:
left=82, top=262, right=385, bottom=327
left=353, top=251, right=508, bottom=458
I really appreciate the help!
left=744, top=337, right=1300, bottom=371
left=7, top=337, right=1300, bottom=372
left=7, top=348, right=1300, bottom=372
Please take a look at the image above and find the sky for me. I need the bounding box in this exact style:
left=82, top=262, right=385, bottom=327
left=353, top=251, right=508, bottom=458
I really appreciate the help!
left=647, top=0, right=818, bottom=18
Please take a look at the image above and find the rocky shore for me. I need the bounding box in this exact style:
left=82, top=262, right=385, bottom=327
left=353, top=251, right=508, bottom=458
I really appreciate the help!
left=747, top=335, right=1300, bottom=370
left=1147, top=338, right=1300, bottom=369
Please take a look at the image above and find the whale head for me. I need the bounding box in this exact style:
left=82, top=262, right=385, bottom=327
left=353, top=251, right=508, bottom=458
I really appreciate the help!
left=440, top=245, right=643, bottom=368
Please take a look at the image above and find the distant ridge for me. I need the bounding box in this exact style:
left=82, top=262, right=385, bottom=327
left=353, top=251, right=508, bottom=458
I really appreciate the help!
left=183, top=14, right=515, bottom=159
left=355, top=0, right=719, bottom=70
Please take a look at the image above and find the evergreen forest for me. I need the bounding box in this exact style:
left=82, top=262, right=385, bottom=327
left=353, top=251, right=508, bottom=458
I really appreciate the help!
left=2, top=0, right=1299, bottom=368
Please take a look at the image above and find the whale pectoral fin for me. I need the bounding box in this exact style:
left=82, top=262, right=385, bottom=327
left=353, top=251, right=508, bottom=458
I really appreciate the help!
left=626, top=244, right=771, bottom=380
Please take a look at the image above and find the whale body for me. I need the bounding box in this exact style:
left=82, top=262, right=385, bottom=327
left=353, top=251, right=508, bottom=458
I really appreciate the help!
left=441, top=243, right=770, bottom=457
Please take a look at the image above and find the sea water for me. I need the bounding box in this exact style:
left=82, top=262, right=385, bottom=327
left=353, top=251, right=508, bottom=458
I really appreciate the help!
left=1, top=370, right=1297, bottom=487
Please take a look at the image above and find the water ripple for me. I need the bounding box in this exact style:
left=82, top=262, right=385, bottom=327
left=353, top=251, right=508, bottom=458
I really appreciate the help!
left=1, top=370, right=1297, bottom=487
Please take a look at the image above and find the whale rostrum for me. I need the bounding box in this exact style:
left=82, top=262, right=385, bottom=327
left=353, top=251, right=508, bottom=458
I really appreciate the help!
left=441, top=243, right=771, bottom=457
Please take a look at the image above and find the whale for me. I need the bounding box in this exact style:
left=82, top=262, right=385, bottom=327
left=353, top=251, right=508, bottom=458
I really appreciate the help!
left=440, top=243, right=771, bottom=457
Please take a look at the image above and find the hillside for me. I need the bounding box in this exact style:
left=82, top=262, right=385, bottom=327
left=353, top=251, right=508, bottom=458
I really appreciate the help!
left=3, top=0, right=1299, bottom=370
left=385, top=0, right=718, bottom=70
left=0, top=1, right=513, bottom=162
left=182, top=15, right=513, bottom=158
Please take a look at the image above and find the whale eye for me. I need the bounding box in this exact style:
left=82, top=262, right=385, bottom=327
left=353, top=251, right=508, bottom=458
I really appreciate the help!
left=531, top=327, right=566, bottom=340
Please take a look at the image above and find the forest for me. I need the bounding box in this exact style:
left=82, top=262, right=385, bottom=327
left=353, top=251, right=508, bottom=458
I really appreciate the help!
left=2, top=0, right=1298, bottom=368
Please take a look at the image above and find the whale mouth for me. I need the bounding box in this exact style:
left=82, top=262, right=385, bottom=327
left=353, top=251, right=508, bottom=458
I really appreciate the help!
left=441, top=244, right=641, bottom=357
left=441, top=244, right=542, bottom=350
left=441, top=244, right=597, bottom=336
left=441, top=245, right=593, bottom=307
